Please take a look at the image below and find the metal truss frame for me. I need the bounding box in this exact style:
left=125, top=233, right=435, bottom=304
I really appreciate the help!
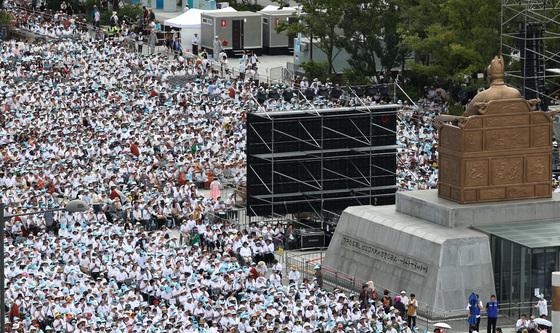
left=246, top=104, right=400, bottom=223
left=501, top=0, right=560, bottom=103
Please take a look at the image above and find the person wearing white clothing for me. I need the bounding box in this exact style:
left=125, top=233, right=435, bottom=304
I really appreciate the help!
left=239, top=242, right=252, bottom=265
left=288, top=267, right=300, bottom=284
left=191, top=33, right=199, bottom=55
left=535, top=294, right=548, bottom=318
left=515, top=314, right=528, bottom=332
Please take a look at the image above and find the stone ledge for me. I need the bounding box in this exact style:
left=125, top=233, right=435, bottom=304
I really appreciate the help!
left=396, top=190, right=560, bottom=227
left=324, top=205, right=494, bottom=317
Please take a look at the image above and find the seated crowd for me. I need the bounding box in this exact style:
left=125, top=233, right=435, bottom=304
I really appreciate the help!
left=0, top=4, right=448, bottom=332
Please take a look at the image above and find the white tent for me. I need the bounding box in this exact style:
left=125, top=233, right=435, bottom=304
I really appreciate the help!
left=164, top=7, right=237, bottom=52
left=259, top=5, right=297, bottom=12
left=164, top=9, right=203, bottom=29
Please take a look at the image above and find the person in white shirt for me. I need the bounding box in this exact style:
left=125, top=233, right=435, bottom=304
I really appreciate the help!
left=400, top=321, right=413, bottom=333
left=272, top=260, right=283, bottom=278
left=515, top=314, right=528, bottom=332
left=137, top=32, right=144, bottom=54
left=288, top=267, right=301, bottom=284
left=239, top=58, right=246, bottom=80
left=239, top=242, right=252, bottom=266
left=535, top=294, right=548, bottom=318
left=93, top=6, right=100, bottom=29
left=268, top=270, right=282, bottom=287
left=219, top=51, right=228, bottom=76
left=264, top=238, right=274, bottom=264
left=192, top=33, right=199, bottom=55
left=400, top=290, right=409, bottom=312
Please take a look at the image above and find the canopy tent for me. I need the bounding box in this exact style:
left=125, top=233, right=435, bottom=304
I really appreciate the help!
left=164, top=7, right=237, bottom=53
left=259, top=5, right=297, bottom=12
left=164, top=7, right=237, bottom=29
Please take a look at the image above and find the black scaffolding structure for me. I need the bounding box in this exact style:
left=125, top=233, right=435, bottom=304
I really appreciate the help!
left=246, top=105, right=400, bottom=221
left=501, top=0, right=560, bottom=110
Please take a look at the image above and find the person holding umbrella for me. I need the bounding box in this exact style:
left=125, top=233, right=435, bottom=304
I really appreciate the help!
left=534, top=318, right=552, bottom=333
left=434, top=322, right=452, bottom=333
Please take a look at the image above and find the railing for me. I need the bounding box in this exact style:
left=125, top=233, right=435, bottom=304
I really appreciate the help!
left=10, top=4, right=90, bottom=32
left=268, top=66, right=294, bottom=84
left=244, top=212, right=294, bottom=225
left=283, top=251, right=482, bottom=321
left=287, top=61, right=303, bottom=77
left=282, top=249, right=555, bottom=332
left=282, top=249, right=325, bottom=280
left=204, top=208, right=241, bottom=225
left=496, top=301, right=551, bottom=320
left=282, top=67, right=294, bottom=83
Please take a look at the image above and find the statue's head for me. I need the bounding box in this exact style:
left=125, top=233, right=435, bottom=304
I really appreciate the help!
left=487, top=56, right=505, bottom=83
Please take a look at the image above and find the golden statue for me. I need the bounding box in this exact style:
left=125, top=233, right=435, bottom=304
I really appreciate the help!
left=464, top=55, right=522, bottom=116
left=434, top=55, right=555, bottom=204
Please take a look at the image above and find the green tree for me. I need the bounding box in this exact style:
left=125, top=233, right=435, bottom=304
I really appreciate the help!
left=442, top=0, right=500, bottom=65
left=283, top=0, right=345, bottom=75
left=338, top=0, right=384, bottom=77
left=379, top=2, right=403, bottom=72
left=339, top=0, right=404, bottom=80
left=399, top=0, right=500, bottom=84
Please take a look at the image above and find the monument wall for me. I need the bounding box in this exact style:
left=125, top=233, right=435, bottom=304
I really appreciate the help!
left=324, top=203, right=494, bottom=317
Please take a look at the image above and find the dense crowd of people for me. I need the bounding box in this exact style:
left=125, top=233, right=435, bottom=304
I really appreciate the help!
left=0, top=4, right=441, bottom=333
left=396, top=97, right=442, bottom=191
left=5, top=0, right=444, bottom=192
left=7, top=1, right=87, bottom=38
left=6, top=4, right=560, bottom=333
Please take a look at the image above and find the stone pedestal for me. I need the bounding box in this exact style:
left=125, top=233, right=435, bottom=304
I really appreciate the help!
left=396, top=190, right=560, bottom=228
left=325, top=190, right=560, bottom=317
left=324, top=203, right=494, bottom=317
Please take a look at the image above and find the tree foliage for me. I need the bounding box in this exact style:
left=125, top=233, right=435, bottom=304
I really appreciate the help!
left=338, top=0, right=383, bottom=77
left=284, top=0, right=500, bottom=87
left=342, top=1, right=404, bottom=76
left=228, top=0, right=263, bottom=13
left=399, top=0, right=500, bottom=84
left=283, top=0, right=345, bottom=75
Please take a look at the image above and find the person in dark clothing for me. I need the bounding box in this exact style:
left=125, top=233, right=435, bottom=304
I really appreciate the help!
left=394, top=295, right=407, bottom=318
left=330, top=84, right=342, bottom=100
left=191, top=33, right=199, bottom=55
left=109, top=11, right=119, bottom=27
left=283, top=87, right=294, bottom=102
left=486, top=294, right=499, bottom=333
left=304, top=87, right=315, bottom=100
left=256, top=88, right=267, bottom=104
left=382, top=289, right=393, bottom=313
left=313, top=265, right=323, bottom=289
left=44, top=211, right=55, bottom=233
left=359, top=284, right=370, bottom=309
left=172, top=37, right=182, bottom=57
